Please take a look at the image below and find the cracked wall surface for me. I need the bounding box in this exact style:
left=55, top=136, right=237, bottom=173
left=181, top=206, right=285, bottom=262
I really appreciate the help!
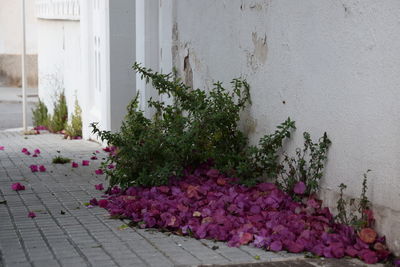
left=166, top=0, right=400, bottom=254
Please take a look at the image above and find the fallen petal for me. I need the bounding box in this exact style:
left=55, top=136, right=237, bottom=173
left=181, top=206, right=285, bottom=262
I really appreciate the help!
left=95, top=169, right=104, bottom=175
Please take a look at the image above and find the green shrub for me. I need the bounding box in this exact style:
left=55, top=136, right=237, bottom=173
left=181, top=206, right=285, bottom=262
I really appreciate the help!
left=92, top=63, right=295, bottom=188
left=48, top=91, right=68, bottom=133
left=32, top=99, right=49, bottom=127
left=65, top=98, right=82, bottom=138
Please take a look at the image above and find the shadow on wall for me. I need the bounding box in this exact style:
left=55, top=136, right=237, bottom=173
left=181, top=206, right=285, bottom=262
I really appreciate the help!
left=0, top=54, right=38, bottom=87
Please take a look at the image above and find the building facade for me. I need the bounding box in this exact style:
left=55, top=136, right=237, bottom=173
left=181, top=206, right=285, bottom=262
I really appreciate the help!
left=36, top=0, right=400, bottom=254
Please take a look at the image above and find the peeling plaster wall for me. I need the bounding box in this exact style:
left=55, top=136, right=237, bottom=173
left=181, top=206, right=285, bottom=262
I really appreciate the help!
left=168, top=0, right=400, bottom=253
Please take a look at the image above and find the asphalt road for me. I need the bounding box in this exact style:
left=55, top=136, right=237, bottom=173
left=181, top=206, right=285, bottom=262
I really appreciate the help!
left=0, top=102, right=35, bottom=130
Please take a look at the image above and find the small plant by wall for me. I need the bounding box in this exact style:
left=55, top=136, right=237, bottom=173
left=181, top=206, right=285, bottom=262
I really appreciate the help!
left=65, top=98, right=82, bottom=139
left=335, top=170, right=374, bottom=230
left=31, top=91, right=82, bottom=138
left=48, top=91, right=68, bottom=133
left=277, top=132, right=331, bottom=195
left=32, top=99, right=49, bottom=128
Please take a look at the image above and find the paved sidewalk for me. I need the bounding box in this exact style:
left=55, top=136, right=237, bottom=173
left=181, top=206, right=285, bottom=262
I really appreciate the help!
left=0, top=132, right=372, bottom=267
left=0, top=87, right=38, bottom=103
left=0, top=87, right=38, bottom=130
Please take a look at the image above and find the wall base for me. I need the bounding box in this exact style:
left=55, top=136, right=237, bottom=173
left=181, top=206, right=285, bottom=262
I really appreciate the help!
left=0, top=54, right=38, bottom=87
left=319, top=187, right=400, bottom=256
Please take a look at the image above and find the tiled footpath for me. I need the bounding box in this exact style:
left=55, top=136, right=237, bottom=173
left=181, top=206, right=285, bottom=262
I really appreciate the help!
left=0, top=132, right=372, bottom=267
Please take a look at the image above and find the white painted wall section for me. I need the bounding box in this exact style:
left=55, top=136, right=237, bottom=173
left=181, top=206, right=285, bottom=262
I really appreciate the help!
left=37, top=19, right=81, bottom=116
left=166, top=0, right=400, bottom=253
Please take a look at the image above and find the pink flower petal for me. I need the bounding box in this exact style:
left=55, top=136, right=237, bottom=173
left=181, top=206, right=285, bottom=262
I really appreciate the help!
left=0, top=146, right=4, bottom=150
left=34, top=149, right=41, bottom=154
left=90, top=198, right=98, bottom=206
left=11, top=182, right=25, bottom=191
left=98, top=199, right=108, bottom=208
left=270, top=241, right=283, bottom=251
left=95, top=169, right=104, bottom=175
left=293, top=181, right=306, bottom=194
left=107, top=164, right=115, bottom=169
left=29, top=165, right=38, bottom=172
left=28, top=211, right=36, bottom=218
left=95, top=184, right=104, bottom=191
left=39, top=165, right=46, bottom=172
left=90, top=156, right=98, bottom=160
left=21, top=148, right=28, bottom=153
left=71, top=162, right=79, bottom=168
left=82, top=160, right=90, bottom=166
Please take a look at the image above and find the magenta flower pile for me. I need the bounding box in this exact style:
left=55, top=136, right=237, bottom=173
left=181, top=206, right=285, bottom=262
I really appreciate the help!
left=92, top=165, right=390, bottom=264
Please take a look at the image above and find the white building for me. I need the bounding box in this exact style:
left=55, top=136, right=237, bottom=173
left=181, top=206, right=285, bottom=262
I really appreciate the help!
left=36, top=0, right=400, bottom=254
left=0, top=0, right=38, bottom=87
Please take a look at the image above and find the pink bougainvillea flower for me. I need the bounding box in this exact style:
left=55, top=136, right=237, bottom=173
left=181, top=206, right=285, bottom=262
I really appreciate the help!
left=359, top=228, right=377, bottom=244
left=89, top=198, right=98, bottom=206
left=107, top=164, right=115, bottom=169
left=29, top=165, right=38, bottom=172
left=95, top=184, right=104, bottom=191
left=359, top=249, right=378, bottom=264
left=34, top=125, right=47, bottom=131
left=95, top=150, right=100, bottom=153
left=34, top=149, right=41, bottom=154
left=39, top=165, right=46, bottom=172
left=98, top=199, right=108, bottom=208
left=0, top=146, right=4, bottom=150
left=90, top=156, right=98, bottom=160
left=270, top=241, right=283, bottom=252
left=11, top=182, right=25, bottom=191
left=239, top=232, right=253, bottom=245
left=103, top=147, right=111, bottom=152
left=32, top=154, right=38, bottom=158
left=21, top=148, right=28, bottom=153
left=95, top=169, right=104, bottom=175
left=71, top=162, right=79, bottom=168
left=28, top=211, right=36, bottom=218
left=82, top=160, right=90, bottom=166
left=293, top=181, right=306, bottom=194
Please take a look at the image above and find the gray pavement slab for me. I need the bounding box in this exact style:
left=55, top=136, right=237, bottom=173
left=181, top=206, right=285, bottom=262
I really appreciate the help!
left=0, top=132, right=375, bottom=267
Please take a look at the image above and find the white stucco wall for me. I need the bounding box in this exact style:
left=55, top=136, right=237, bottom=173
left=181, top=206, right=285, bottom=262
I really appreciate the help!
left=37, top=19, right=81, bottom=117
left=0, top=0, right=37, bottom=54
left=165, top=0, right=400, bottom=253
